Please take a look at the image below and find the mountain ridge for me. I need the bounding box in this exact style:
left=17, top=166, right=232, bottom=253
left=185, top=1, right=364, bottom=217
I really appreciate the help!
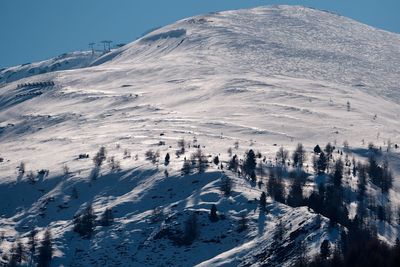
left=0, top=5, right=400, bottom=267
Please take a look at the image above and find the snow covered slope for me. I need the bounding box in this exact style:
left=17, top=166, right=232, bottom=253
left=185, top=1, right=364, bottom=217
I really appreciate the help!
left=1, top=5, right=400, bottom=266
left=0, top=51, right=104, bottom=85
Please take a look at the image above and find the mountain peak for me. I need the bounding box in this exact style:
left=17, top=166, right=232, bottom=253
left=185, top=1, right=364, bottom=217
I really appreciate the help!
left=1, top=6, right=400, bottom=267
left=104, top=5, right=400, bottom=100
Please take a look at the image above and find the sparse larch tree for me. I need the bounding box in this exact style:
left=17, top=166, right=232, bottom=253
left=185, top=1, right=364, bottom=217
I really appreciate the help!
left=267, top=171, right=285, bottom=203
left=228, top=155, right=239, bottom=172
left=293, top=143, right=307, bottom=168
left=18, top=161, right=25, bottom=175
left=220, top=175, right=232, bottom=196
left=93, top=146, right=107, bottom=167
left=227, top=147, right=233, bottom=157
left=191, top=149, right=208, bottom=173
left=108, top=156, right=121, bottom=172
left=276, top=146, right=289, bottom=166
left=181, top=158, right=191, bottom=176
left=177, top=138, right=186, bottom=156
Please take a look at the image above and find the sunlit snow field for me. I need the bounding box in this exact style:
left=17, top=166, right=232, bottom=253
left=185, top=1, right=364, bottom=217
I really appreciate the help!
left=1, top=5, right=400, bottom=266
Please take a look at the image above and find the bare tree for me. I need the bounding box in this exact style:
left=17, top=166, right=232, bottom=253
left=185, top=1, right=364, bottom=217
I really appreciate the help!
left=276, top=146, right=289, bottom=166
left=234, top=141, right=239, bottom=149
left=227, top=147, right=233, bottom=157
left=18, top=162, right=25, bottom=175
left=183, top=213, right=199, bottom=245
left=292, top=143, right=307, bottom=168
left=93, top=146, right=107, bottom=167
left=145, top=150, right=159, bottom=164
left=27, top=171, right=36, bottom=184
left=220, top=175, right=232, bottom=196
left=63, top=165, right=70, bottom=176
left=177, top=138, right=186, bottom=156
left=108, top=156, right=121, bottom=171
left=387, top=139, right=392, bottom=152
left=191, top=149, right=208, bottom=173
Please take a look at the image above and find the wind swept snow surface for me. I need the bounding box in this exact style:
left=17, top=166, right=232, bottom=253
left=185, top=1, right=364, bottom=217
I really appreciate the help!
left=1, top=5, right=400, bottom=267
left=0, top=51, right=104, bottom=85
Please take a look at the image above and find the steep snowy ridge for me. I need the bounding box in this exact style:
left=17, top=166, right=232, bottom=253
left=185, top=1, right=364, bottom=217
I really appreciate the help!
left=0, top=51, right=105, bottom=85
left=0, top=5, right=400, bottom=266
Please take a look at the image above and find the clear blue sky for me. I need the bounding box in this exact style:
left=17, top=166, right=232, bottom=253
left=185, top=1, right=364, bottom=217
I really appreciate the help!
left=1, top=0, right=399, bottom=68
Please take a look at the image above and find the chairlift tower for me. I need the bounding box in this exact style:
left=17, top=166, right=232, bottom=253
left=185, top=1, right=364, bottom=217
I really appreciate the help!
left=101, top=40, right=108, bottom=52
left=105, top=40, right=113, bottom=52
left=89, top=42, right=95, bottom=55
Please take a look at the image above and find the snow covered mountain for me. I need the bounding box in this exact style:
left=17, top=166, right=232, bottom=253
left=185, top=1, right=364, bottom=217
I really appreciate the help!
left=1, top=5, right=400, bottom=267
left=0, top=51, right=105, bottom=85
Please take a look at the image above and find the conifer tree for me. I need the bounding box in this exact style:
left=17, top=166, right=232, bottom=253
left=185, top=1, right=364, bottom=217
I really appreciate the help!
left=357, top=162, right=367, bottom=200
left=164, top=153, right=170, bottom=166
left=73, top=204, right=96, bottom=239
left=381, top=157, right=393, bottom=193
left=28, top=229, right=37, bottom=267
left=317, top=152, right=327, bottom=174
left=8, top=243, right=18, bottom=267
left=237, top=213, right=248, bottom=232
left=100, top=208, right=113, bottom=226
left=333, top=158, right=344, bottom=187
left=260, top=192, right=267, bottom=210
left=267, top=172, right=285, bottom=203
left=313, top=144, right=322, bottom=154
left=93, top=146, right=107, bottom=167
left=273, top=220, right=285, bottom=245
left=181, top=158, right=191, bottom=176
left=293, top=143, right=306, bottom=168
left=37, top=228, right=52, bottom=267
left=320, top=240, right=331, bottom=259
left=209, top=204, right=218, bottom=222
left=213, top=156, right=219, bottom=166
left=324, top=142, right=334, bottom=157
left=287, top=180, right=304, bottom=207
left=243, top=149, right=257, bottom=180
left=177, top=138, right=186, bottom=156
left=15, top=239, right=24, bottom=265
left=228, top=155, right=239, bottom=172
